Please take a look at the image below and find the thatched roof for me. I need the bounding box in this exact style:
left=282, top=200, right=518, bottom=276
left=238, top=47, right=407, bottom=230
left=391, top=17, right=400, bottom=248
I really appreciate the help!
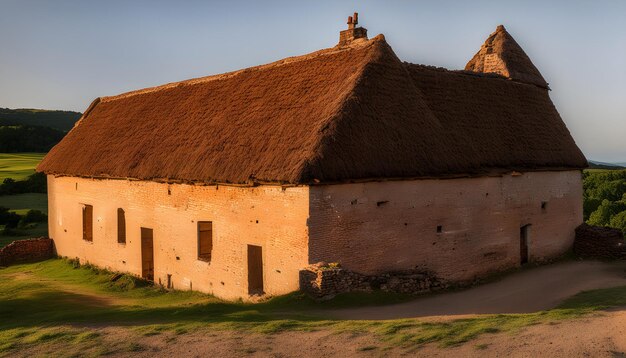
left=38, top=27, right=587, bottom=185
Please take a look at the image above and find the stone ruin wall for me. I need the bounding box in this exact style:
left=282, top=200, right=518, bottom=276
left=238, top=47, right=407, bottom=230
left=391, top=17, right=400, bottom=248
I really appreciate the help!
left=0, top=237, right=54, bottom=267
left=299, top=262, right=444, bottom=299
left=573, top=224, right=626, bottom=260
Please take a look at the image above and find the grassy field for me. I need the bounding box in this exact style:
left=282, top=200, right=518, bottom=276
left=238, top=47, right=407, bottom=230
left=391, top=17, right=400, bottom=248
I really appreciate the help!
left=0, top=153, right=46, bottom=181
left=0, top=152, right=48, bottom=246
left=1, top=259, right=625, bottom=356
left=0, top=193, right=48, bottom=247
left=0, top=193, right=47, bottom=214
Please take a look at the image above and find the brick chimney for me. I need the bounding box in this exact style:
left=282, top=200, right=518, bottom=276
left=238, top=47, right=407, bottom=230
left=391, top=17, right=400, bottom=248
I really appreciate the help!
left=338, top=12, right=368, bottom=46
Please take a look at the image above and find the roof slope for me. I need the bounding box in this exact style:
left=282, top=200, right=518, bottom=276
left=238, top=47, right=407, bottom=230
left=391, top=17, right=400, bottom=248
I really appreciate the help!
left=300, top=40, right=469, bottom=181
left=38, top=30, right=587, bottom=185
left=465, top=25, right=548, bottom=88
left=38, top=39, right=378, bottom=184
left=406, top=65, right=586, bottom=172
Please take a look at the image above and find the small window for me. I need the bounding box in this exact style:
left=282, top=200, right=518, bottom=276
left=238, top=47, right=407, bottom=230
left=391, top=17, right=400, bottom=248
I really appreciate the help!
left=117, top=208, right=126, bottom=244
left=436, top=225, right=443, bottom=233
left=82, top=204, right=93, bottom=242
left=198, top=221, right=213, bottom=262
left=541, top=201, right=548, bottom=212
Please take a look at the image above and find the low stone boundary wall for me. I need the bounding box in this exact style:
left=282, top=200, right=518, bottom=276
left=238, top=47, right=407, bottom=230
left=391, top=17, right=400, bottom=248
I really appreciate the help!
left=573, top=224, right=626, bottom=260
left=299, top=262, right=444, bottom=299
left=0, top=237, right=54, bottom=267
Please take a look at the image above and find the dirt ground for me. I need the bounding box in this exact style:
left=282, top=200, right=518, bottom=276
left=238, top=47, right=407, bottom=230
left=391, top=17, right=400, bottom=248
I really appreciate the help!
left=328, top=260, right=626, bottom=320
left=118, top=260, right=626, bottom=357
left=15, top=310, right=625, bottom=358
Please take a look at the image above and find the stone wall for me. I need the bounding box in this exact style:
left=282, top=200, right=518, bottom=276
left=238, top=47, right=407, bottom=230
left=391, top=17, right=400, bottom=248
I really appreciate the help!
left=299, top=262, right=443, bottom=299
left=573, top=224, right=626, bottom=260
left=0, top=237, right=54, bottom=266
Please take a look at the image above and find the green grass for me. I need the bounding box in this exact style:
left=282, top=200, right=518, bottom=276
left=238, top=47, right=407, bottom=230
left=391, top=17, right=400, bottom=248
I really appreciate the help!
left=0, top=193, right=48, bottom=247
left=0, top=153, right=46, bottom=181
left=0, top=193, right=47, bottom=214
left=1, top=259, right=625, bottom=355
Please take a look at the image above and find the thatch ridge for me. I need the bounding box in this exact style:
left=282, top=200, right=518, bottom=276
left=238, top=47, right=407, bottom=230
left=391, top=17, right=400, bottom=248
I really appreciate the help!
left=99, top=37, right=381, bottom=105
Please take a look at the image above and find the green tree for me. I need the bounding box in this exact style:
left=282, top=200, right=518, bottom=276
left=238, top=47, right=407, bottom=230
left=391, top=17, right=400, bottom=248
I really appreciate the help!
left=609, top=211, right=626, bottom=235
left=588, top=199, right=626, bottom=227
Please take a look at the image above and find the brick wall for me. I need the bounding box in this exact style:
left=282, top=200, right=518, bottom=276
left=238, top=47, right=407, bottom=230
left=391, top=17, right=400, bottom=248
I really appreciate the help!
left=573, top=224, right=626, bottom=260
left=308, top=171, right=583, bottom=283
left=0, top=237, right=54, bottom=266
left=47, top=176, right=310, bottom=301
left=47, top=170, right=583, bottom=301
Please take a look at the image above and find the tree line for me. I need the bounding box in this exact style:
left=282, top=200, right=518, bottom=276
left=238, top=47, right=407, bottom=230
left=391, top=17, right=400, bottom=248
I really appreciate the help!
left=583, top=170, right=626, bottom=235
left=0, top=125, right=66, bottom=152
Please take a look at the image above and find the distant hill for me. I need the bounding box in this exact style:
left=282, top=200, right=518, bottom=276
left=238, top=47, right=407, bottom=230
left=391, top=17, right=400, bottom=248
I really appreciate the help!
left=588, top=160, right=626, bottom=170
left=0, top=108, right=82, bottom=153
left=0, top=125, right=66, bottom=152
left=0, top=108, right=81, bottom=132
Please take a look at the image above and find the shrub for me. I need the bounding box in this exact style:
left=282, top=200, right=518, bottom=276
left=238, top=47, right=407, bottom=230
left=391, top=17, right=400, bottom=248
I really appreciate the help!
left=584, top=170, right=626, bottom=236
left=0, top=207, right=21, bottom=228
left=609, top=211, right=626, bottom=236
left=0, top=172, right=47, bottom=195
left=588, top=200, right=626, bottom=227
left=20, top=209, right=47, bottom=224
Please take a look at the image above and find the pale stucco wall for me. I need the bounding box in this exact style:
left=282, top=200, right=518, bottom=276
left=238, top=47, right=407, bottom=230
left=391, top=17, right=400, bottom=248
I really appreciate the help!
left=47, top=176, right=310, bottom=300
left=308, top=170, right=583, bottom=282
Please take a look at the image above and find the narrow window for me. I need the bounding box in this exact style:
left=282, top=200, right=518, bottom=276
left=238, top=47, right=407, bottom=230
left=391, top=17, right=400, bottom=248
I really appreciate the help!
left=541, top=201, right=548, bottom=212
left=82, top=204, right=93, bottom=242
left=197, top=221, right=213, bottom=262
left=437, top=225, right=443, bottom=233
left=117, top=208, right=126, bottom=244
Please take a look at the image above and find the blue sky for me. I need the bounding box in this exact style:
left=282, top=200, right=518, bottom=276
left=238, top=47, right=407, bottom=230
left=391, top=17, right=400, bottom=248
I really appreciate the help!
left=1, top=0, right=624, bottom=162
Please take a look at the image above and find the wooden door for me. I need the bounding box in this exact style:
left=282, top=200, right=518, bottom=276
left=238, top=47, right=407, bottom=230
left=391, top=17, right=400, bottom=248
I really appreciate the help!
left=520, top=225, right=530, bottom=265
left=247, top=245, right=264, bottom=295
left=141, top=228, right=154, bottom=281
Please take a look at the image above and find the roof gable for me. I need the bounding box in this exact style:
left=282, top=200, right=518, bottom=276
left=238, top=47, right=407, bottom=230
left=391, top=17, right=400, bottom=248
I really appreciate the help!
left=301, top=40, right=468, bottom=182
left=406, top=64, right=586, bottom=173
left=465, top=25, right=548, bottom=88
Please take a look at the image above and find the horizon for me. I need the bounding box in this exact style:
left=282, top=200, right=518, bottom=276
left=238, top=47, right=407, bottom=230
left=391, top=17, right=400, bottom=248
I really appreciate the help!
left=1, top=0, right=624, bottom=162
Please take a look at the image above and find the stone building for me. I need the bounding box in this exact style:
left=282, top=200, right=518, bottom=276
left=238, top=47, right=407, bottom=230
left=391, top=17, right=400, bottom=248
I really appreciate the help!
left=37, top=15, right=587, bottom=300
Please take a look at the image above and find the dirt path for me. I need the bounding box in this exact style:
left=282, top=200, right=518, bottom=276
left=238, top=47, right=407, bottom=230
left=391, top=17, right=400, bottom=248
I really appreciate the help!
left=328, top=261, right=626, bottom=320
left=418, top=309, right=626, bottom=357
